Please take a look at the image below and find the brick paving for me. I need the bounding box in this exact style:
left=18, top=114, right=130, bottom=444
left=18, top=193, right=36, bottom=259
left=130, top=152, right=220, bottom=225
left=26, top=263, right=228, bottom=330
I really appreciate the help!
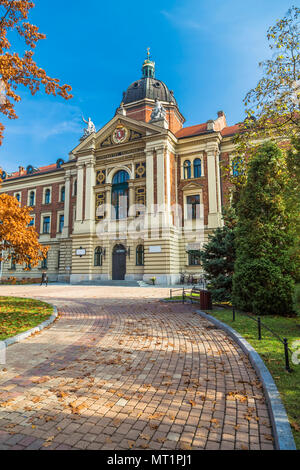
left=0, top=285, right=275, bottom=450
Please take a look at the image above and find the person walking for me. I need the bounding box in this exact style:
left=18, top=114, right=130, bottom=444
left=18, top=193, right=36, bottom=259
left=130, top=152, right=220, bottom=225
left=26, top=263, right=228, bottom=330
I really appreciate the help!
left=40, top=271, right=48, bottom=287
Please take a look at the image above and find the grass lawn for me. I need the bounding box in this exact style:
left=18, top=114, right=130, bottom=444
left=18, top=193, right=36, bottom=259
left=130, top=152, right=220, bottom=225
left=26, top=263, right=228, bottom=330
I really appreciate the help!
left=0, top=297, right=53, bottom=341
left=207, top=307, right=300, bottom=449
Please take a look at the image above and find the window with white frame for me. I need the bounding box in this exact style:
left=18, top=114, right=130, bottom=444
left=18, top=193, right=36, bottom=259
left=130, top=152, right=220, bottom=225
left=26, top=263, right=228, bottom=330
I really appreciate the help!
left=14, top=192, right=21, bottom=203
left=42, top=215, right=51, bottom=234
left=29, top=215, right=35, bottom=227
left=28, top=190, right=36, bottom=207
left=44, top=188, right=51, bottom=204
left=186, top=194, right=201, bottom=220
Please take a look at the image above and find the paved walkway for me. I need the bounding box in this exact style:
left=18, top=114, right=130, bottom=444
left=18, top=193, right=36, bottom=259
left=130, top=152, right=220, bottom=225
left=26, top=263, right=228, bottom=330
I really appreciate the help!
left=0, top=285, right=274, bottom=450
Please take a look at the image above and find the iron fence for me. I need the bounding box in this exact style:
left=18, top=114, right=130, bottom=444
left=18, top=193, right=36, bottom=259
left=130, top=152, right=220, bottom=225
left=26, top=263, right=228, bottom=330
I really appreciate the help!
left=231, top=306, right=293, bottom=372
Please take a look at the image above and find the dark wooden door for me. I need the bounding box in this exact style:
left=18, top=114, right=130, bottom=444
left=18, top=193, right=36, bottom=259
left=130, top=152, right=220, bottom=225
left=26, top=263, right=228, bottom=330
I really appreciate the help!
left=112, top=245, right=126, bottom=280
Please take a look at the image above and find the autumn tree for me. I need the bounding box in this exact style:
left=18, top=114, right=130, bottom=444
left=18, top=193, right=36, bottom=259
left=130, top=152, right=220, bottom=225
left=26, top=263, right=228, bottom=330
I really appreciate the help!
left=0, top=0, right=72, bottom=144
left=0, top=191, right=48, bottom=268
left=226, top=6, right=300, bottom=195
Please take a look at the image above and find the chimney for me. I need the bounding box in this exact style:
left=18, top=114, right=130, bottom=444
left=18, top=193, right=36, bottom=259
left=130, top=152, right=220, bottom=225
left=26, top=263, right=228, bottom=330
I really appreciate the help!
left=213, top=111, right=227, bottom=132
left=18, top=166, right=25, bottom=176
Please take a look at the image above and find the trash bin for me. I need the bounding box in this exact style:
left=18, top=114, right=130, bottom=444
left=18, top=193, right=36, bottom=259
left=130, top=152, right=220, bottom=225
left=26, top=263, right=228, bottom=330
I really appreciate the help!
left=200, top=290, right=212, bottom=310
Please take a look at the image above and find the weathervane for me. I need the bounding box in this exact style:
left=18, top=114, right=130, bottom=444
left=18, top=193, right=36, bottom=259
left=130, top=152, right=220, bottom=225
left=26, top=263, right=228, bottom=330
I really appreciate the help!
left=147, top=47, right=150, bottom=60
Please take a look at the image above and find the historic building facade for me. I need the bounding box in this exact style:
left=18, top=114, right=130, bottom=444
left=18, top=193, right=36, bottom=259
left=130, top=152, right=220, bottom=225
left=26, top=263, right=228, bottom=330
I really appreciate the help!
left=0, top=54, right=238, bottom=285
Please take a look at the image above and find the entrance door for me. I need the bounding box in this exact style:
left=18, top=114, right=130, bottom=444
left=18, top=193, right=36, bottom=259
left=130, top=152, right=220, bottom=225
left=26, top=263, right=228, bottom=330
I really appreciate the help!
left=112, top=244, right=126, bottom=280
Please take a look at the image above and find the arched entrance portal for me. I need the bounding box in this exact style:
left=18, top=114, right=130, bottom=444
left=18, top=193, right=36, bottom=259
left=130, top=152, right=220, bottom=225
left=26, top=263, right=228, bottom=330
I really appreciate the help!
left=112, top=244, right=126, bottom=280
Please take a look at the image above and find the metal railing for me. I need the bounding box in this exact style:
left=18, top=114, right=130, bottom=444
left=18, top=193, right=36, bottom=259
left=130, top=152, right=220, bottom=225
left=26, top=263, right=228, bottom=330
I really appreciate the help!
left=231, top=306, right=293, bottom=372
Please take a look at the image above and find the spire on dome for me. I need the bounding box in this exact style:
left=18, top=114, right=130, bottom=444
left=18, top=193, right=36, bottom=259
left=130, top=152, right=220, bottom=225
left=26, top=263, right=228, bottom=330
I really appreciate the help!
left=142, top=47, right=155, bottom=78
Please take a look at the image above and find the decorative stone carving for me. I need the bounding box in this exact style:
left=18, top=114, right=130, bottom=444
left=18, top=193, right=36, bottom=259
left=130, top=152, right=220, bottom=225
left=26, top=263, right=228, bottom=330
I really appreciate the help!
left=82, top=116, right=96, bottom=139
left=150, top=99, right=166, bottom=121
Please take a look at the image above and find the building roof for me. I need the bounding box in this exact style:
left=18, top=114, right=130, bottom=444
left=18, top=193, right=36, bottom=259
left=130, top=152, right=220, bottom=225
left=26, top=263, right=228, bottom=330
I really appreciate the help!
left=176, top=123, right=208, bottom=139
left=4, top=163, right=61, bottom=182
left=176, top=122, right=241, bottom=139
left=122, top=77, right=177, bottom=106
left=122, top=53, right=177, bottom=106
left=221, top=123, right=241, bottom=137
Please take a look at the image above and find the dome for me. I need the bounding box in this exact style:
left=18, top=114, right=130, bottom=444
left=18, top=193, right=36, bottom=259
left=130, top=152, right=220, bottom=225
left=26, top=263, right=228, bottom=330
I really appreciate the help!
left=122, top=77, right=177, bottom=106
left=121, top=50, right=177, bottom=106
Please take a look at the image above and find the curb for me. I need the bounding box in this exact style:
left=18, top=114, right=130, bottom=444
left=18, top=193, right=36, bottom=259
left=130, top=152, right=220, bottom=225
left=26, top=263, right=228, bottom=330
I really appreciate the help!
left=196, top=309, right=296, bottom=451
left=3, top=306, right=58, bottom=348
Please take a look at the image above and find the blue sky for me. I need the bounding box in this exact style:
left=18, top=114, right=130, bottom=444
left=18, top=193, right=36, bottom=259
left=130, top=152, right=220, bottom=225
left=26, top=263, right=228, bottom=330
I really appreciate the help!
left=0, top=0, right=294, bottom=172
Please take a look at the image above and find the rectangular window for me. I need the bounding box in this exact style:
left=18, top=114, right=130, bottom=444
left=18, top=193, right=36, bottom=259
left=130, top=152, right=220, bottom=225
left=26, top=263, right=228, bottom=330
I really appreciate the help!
left=60, top=186, right=65, bottom=202
left=44, top=189, right=51, bottom=204
left=10, top=255, right=16, bottom=270
left=43, top=216, right=50, bottom=234
left=29, top=191, right=35, bottom=207
left=59, top=214, right=64, bottom=233
left=186, top=194, right=200, bottom=220
left=29, top=217, right=35, bottom=227
left=188, top=252, right=201, bottom=266
left=41, top=254, right=48, bottom=269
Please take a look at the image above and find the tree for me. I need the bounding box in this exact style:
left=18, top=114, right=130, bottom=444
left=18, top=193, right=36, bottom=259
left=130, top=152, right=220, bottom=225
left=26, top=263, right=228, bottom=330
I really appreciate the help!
left=0, top=191, right=48, bottom=269
left=0, top=0, right=72, bottom=144
left=190, top=208, right=236, bottom=302
left=232, top=142, right=296, bottom=316
left=285, top=136, right=300, bottom=281
left=225, top=6, right=300, bottom=197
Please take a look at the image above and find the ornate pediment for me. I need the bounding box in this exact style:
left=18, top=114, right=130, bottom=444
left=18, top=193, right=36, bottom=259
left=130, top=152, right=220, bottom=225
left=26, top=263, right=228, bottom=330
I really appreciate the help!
left=71, top=115, right=165, bottom=156
left=99, top=126, right=143, bottom=148
left=182, top=182, right=204, bottom=190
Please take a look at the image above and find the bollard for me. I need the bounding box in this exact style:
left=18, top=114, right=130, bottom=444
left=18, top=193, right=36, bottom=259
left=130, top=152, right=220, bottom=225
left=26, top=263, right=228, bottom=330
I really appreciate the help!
left=232, top=306, right=236, bottom=322
left=258, top=317, right=262, bottom=340
left=182, top=288, right=185, bottom=304
left=283, top=338, right=291, bottom=372
left=170, top=289, right=172, bottom=300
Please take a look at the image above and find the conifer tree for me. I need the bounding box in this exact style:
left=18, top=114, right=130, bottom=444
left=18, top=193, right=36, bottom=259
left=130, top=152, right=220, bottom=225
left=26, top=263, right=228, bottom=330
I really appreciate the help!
left=232, top=141, right=295, bottom=316
left=191, top=208, right=236, bottom=302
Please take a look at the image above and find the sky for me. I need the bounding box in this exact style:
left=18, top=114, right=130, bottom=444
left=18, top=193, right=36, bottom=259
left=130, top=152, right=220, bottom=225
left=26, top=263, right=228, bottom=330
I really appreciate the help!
left=0, top=0, right=295, bottom=173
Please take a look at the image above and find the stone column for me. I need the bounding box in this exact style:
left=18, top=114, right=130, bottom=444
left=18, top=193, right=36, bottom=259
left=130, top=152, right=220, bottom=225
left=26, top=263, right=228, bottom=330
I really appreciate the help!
left=156, top=146, right=165, bottom=209
left=206, top=143, right=222, bottom=228
left=76, top=162, right=84, bottom=222
left=128, top=180, right=135, bottom=217
left=145, top=150, right=154, bottom=212
left=61, top=171, right=71, bottom=238
left=85, top=159, right=96, bottom=221
left=105, top=185, right=112, bottom=220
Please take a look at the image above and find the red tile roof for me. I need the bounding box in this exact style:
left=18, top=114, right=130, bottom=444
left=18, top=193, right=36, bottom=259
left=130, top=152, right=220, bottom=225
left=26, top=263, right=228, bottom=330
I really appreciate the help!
left=221, top=124, right=241, bottom=137
left=176, top=123, right=207, bottom=139
left=6, top=163, right=59, bottom=180
left=176, top=122, right=241, bottom=139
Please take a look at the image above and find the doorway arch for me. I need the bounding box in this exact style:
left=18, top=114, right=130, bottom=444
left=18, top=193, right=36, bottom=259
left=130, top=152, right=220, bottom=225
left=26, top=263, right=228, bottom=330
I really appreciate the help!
left=112, top=244, right=126, bottom=280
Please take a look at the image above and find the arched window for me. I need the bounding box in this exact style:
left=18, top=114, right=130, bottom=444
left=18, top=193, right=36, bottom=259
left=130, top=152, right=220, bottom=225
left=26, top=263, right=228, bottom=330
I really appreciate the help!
left=183, top=160, right=191, bottom=179
left=94, top=246, right=103, bottom=267
left=15, top=193, right=21, bottom=202
left=136, top=245, right=144, bottom=266
left=29, top=191, right=35, bottom=207
left=61, top=186, right=65, bottom=202
left=112, top=170, right=130, bottom=185
left=193, top=158, right=202, bottom=178
left=112, top=170, right=130, bottom=220
left=45, top=188, right=51, bottom=204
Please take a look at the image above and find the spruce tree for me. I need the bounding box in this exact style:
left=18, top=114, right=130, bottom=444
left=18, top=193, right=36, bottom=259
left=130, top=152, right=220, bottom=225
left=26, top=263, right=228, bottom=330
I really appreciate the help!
left=232, top=141, right=295, bottom=316
left=192, top=208, right=236, bottom=302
